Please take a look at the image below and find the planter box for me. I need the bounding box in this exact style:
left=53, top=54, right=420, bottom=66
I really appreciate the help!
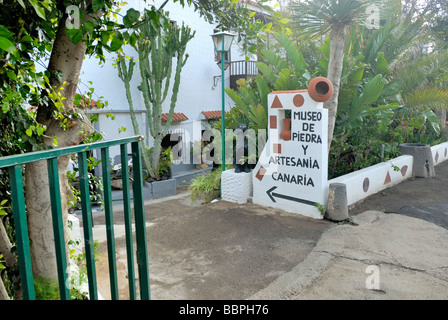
left=150, top=178, right=177, bottom=200
left=399, top=143, right=435, bottom=178
left=328, top=155, right=413, bottom=207
left=111, top=178, right=176, bottom=203
left=142, top=182, right=153, bottom=200
left=327, top=141, right=448, bottom=208
left=431, top=142, right=448, bottom=165
left=173, top=167, right=213, bottom=186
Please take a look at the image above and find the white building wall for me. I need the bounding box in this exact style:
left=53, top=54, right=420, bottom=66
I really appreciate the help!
left=78, top=0, right=247, bottom=166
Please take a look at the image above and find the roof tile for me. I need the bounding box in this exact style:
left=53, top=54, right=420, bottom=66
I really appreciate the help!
left=28, top=94, right=103, bottom=111
left=201, top=110, right=222, bottom=120
left=162, top=112, right=189, bottom=122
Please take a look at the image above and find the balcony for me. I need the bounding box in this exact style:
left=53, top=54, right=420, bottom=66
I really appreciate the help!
left=229, top=60, right=258, bottom=90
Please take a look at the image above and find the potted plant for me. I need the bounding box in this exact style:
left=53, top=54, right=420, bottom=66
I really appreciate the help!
left=188, top=167, right=222, bottom=204
left=158, top=146, right=173, bottom=181
left=142, top=146, right=177, bottom=199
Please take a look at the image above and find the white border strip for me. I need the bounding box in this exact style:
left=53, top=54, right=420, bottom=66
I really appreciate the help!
left=431, top=142, right=448, bottom=165
left=328, top=141, right=448, bottom=207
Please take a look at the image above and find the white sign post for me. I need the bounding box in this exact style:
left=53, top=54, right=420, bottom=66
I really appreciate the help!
left=253, top=77, right=333, bottom=219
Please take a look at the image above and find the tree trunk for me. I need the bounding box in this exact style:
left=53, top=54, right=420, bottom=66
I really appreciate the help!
left=0, top=277, right=9, bottom=300
left=1, top=218, right=24, bottom=299
left=1, top=218, right=15, bottom=299
left=25, top=3, right=96, bottom=280
left=0, top=219, right=16, bottom=268
left=324, top=23, right=347, bottom=152
left=25, top=157, right=74, bottom=280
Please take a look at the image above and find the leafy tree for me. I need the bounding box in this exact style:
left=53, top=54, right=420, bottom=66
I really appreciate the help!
left=289, top=0, right=401, bottom=150
left=317, top=13, right=448, bottom=178
left=402, top=0, right=448, bottom=49
left=0, top=0, right=114, bottom=298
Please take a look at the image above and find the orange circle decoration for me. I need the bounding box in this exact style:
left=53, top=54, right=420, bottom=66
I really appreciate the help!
left=307, top=77, right=334, bottom=102
left=293, top=94, right=304, bottom=107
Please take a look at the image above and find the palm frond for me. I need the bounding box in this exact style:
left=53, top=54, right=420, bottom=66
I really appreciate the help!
left=362, top=22, right=395, bottom=65
left=403, top=88, right=448, bottom=111
left=276, top=31, right=307, bottom=73
left=395, top=51, right=448, bottom=93
left=289, top=0, right=391, bottom=39
left=385, top=17, right=430, bottom=72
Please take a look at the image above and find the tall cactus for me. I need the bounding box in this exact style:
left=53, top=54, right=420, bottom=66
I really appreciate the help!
left=118, top=11, right=195, bottom=180
left=117, top=55, right=152, bottom=175
left=117, top=56, right=139, bottom=135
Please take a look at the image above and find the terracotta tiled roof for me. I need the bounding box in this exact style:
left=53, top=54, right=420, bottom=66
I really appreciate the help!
left=162, top=112, right=189, bottom=122
left=201, top=110, right=222, bottom=120
left=76, top=96, right=99, bottom=109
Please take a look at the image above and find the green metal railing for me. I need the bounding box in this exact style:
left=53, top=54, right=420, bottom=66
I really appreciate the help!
left=0, top=136, right=150, bottom=300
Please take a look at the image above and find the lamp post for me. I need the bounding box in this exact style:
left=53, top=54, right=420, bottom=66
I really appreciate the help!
left=211, top=31, right=234, bottom=172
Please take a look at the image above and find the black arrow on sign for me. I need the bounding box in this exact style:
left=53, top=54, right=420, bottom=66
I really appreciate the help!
left=266, top=186, right=316, bottom=207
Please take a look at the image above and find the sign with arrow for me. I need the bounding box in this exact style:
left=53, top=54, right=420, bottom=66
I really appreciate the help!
left=252, top=79, right=332, bottom=219
left=266, top=186, right=317, bottom=206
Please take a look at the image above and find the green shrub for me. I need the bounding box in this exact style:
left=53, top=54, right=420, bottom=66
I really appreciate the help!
left=33, top=276, right=87, bottom=300
left=329, top=109, right=448, bottom=179
left=188, top=168, right=223, bottom=204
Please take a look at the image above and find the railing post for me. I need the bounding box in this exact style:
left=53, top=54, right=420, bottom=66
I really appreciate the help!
left=0, top=136, right=150, bottom=300
left=47, top=158, right=70, bottom=300
left=78, top=151, right=98, bottom=300
left=8, top=165, right=35, bottom=300
left=131, top=140, right=151, bottom=300
left=120, top=144, right=137, bottom=300
left=101, top=147, right=119, bottom=300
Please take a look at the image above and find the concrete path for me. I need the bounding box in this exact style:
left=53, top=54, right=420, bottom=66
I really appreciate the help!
left=85, top=161, right=448, bottom=300
left=92, top=194, right=331, bottom=299
left=251, top=210, right=448, bottom=300
left=252, top=160, right=448, bottom=300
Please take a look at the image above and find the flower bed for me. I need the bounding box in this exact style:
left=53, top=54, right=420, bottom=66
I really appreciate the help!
left=328, top=141, right=448, bottom=208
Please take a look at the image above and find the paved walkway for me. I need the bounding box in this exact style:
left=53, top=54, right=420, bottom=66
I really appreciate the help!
left=254, top=160, right=448, bottom=300
left=90, top=161, right=448, bottom=300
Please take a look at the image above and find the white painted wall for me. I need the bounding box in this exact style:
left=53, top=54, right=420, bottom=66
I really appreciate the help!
left=328, top=155, right=414, bottom=207
left=78, top=0, right=248, bottom=165
left=325, top=141, right=448, bottom=208
left=431, top=142, right=448, bottom=165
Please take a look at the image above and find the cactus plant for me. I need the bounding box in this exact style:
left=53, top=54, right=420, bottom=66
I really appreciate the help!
left=118, top=11, right=195, bottom=180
